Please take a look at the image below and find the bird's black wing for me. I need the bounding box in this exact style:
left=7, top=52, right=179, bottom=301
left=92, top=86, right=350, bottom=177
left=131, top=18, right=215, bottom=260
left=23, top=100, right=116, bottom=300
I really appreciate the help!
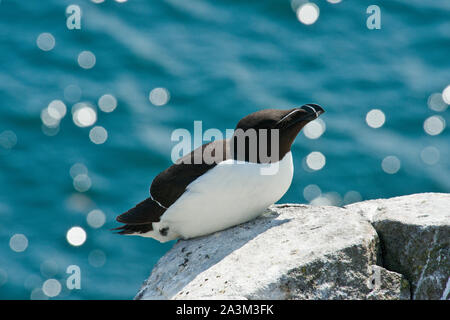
left=150, top=139, right=230, bottom=208
left=114, top=139, right=229, bottom=234
left=116, top=197, right=166, bottom=225
left=113, top=197, right=166, bottom=234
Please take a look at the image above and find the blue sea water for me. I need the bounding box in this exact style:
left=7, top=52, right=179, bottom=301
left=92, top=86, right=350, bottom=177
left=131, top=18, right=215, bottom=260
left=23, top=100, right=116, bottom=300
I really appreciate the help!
left=0, top=0, right=449, bottom=299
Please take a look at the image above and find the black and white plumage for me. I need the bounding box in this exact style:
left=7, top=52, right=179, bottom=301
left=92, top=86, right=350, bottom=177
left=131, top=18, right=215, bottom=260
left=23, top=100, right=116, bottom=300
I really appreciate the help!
left=114, top=104, right=324, bottom=242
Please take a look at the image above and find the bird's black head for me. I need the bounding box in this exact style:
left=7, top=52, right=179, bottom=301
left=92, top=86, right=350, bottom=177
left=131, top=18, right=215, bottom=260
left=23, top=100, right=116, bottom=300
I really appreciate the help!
left=232, top=104, right=325, bottom=163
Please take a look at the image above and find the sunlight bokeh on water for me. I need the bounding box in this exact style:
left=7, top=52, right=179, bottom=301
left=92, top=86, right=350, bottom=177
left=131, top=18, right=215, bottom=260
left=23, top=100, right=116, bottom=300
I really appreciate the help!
left=0, top=0, right=448, bottom=299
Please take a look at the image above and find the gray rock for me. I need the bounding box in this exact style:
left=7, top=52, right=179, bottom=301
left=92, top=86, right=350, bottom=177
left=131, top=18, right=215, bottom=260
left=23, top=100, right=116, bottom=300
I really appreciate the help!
left=366, top=265, right=410, bottom=300
left=347, top=193, right=450, bottom=300
left=136, top=204, right=411, bottom=300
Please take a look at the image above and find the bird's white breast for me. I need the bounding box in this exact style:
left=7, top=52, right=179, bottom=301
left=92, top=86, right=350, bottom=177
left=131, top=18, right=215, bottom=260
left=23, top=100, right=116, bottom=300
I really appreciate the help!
left=151, top=152, right=294, bottom=241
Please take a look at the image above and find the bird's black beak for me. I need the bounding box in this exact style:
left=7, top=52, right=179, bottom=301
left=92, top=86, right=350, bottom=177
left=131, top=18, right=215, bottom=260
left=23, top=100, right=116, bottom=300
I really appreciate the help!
left=300, top=104, right=325, bottom=119
left=275, top=104, right=325, bottom=129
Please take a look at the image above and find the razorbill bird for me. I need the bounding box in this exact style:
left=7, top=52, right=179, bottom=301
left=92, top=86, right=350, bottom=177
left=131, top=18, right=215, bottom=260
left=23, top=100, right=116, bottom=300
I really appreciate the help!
left=114, top=104, right=324, bottom=242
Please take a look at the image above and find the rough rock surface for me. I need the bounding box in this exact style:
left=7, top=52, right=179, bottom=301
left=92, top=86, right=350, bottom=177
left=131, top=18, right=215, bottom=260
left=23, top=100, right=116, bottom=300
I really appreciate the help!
left=136, top=193, right=448, bottom=300
left=347, top=193, right=450, bottom=300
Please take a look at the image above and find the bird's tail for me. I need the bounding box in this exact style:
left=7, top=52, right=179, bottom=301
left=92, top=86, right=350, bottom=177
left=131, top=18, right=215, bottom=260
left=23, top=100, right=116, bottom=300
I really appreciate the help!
left=112, top=197, right=167, bottom=235
left=111, top=223, right=153, bottom=235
